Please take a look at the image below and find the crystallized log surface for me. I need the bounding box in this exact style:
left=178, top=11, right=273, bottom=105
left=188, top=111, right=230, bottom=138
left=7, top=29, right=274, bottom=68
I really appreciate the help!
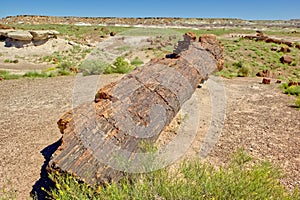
left=48, top=33, right=224, bottom=185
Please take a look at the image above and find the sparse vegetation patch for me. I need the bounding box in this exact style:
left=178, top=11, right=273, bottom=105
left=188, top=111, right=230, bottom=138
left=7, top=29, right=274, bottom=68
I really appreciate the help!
left=45, top=150, right=299, bottom=200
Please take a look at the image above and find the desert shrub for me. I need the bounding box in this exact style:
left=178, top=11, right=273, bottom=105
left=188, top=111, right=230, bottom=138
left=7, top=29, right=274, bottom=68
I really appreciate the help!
left=78, top=59, right=109, bottom=76
left=281, top=84, right=300, bottom=96
left=295, top=97, right=300, bottom=108
left=233, top=61, right=251, bottom=77
left=104, top=56, right=135, bottom=74
left=215, top=70, right=237, bottom=79
left=23, top=71, right=49, bottom=78
left=57, top=61, right=73, bottom=70
left=131, top=57, right=144, bottom=67
left=286, top=85, right=300, bottom=96
left=233, top=61, right=243, bottom=69
left=4, top=59, right=18, bottom=64
left=57, top=69, right=71, bottom=76
left=0, top=70, right=21, bottom=80
left=238, top=65, right=251, bottom=77
left=44, top=150, right=299, bottom=200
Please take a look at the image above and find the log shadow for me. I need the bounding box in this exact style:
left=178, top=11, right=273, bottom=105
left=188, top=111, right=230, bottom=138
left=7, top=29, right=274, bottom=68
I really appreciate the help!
left=30, top=139, right=61, bottom=200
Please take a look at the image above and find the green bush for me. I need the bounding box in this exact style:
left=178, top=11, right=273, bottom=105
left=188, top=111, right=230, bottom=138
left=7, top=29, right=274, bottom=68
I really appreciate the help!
left=0, top=70, right=21, bottom=80
left=131, top=57, right=144, bottom=67
left=45, top=150, right=299, bottom=200
left=295, top=97, right=300, bottom=108
left=4, top=59, right=18, bottom=64
left=233, top=61, right=243, bottom=69
left=281, top=84, right=300, bottom=96
left=286, top=85, right=300, bottom=96
left=104, top=56, right=135, bottom=74
left=57, top=69, right=71, bottom=76
left=23, top=71, right=49, bottom=78
left=78, top=59, right=109, bottom=76
left=238, top=65, right=251, bottom=77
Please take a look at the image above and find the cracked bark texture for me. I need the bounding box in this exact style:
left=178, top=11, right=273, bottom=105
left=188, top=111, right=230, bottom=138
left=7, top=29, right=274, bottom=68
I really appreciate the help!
left=48, top=33, right=224, bottom=185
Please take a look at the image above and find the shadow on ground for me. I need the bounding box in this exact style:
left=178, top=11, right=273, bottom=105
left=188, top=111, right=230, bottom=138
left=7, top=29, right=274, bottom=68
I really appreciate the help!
left=31, top=139, right=61, bottom=199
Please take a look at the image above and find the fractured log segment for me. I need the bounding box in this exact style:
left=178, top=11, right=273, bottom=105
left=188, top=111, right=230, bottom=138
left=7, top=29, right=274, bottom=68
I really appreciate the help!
left=48, top=33, right=224, bottom=185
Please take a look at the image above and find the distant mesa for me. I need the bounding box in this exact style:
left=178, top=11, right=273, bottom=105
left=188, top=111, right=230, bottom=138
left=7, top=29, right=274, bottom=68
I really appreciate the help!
left=0, top=15, right=300, bottom=29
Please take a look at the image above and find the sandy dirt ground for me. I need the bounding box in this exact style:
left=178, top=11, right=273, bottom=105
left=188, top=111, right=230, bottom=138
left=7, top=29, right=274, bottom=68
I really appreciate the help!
left=0, top=75, right=299, bottom=199
left=0, top=34, right=299, bottom=199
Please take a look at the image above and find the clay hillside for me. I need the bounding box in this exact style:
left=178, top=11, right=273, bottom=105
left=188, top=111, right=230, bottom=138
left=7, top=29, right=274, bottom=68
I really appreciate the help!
left=1, top=15, right=300, bottom=28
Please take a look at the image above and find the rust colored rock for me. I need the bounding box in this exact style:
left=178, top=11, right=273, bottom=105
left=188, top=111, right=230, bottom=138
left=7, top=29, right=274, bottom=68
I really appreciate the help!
left=0, top=76, right=3, bottom=81
left=256, top=30, right=264, bottom=37
left=280, top=46, right=291, bottom=53
left=265, top=38, right=282, bottom=44
left=262, top=78, right=271, bottom=84
left=288, top=81, right=299, bottom=86
left=276, top=80, right=282, bottom=84
left=296, top=44, right=300, bottom=50
left=280, top=55, right=294, bottom=64
left=185, top=32, right=197, bottom=41
left=282, top=41, right=293, bottom=47
left=271, top=47, right=278, bottom=51
left=48, top=33, right=224, bottom=186
left=70, top=67, right=78, bottom=73
left=199, top=34, right=224, bottom=70
left=256, top=70, right=273, bottom=78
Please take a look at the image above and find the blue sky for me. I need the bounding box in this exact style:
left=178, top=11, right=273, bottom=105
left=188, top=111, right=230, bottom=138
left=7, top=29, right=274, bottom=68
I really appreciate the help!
left=0, top=0, right=299, bottom=20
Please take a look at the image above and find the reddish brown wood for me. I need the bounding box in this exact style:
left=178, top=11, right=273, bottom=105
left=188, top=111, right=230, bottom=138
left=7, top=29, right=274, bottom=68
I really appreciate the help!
left=48, top=33, right=224, bottom=185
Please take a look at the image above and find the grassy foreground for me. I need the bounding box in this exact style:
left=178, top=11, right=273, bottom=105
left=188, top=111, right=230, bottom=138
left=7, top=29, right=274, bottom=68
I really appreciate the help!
left=43, top=150, right=299, bottom=200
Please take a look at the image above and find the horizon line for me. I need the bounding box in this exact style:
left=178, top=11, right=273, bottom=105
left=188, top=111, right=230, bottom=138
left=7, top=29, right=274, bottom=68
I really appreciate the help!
left=1, top=14, right=300, bottom=21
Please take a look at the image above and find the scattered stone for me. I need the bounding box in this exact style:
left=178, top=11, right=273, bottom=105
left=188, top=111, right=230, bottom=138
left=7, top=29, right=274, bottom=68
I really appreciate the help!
left=70, top=67, right=78, bottom=73
left=280, top=46, right=291, bottom=53
left=271, top=47, right=278, bottom=51
left=282, top=41, right=293, bottom=47
left=29, top=30, right=59, bottom=40
left=256, top=30, right=264, bottom=37
left=262, top=78, right=271, bottom=84
left=256, top=70, right=273, bottom=78
left=68, top=41, right=79, bottom=46
left=296, top=44, right=300, bottom=50
left=110, top=32, right=116, bottom=36
left=1, top=29, right=60, bottom=48
left=280, top=55, right=294, bottom=64
left=288, top=81, right=299, bottom=86
left=276, top=80, right=282, bottom=84
left=185, top=32, right=197, bottom=41
left=265, top=38, right=283, bottom=44
left=0, top=76, right=3, bottom=81
left=7, top=30, right=33, bottom=41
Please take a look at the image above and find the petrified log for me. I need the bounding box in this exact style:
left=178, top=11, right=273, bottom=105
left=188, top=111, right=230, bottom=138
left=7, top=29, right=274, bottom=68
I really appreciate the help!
left=243, top=33, right=294, bottom=47
left=48, top=33, right=224, bottom=185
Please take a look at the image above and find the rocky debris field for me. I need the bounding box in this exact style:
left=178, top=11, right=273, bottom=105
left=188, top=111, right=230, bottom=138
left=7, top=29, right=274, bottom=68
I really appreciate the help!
left=0, top=75, right=299, bottom=199
left=0, top=26, right=299, bottom=199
